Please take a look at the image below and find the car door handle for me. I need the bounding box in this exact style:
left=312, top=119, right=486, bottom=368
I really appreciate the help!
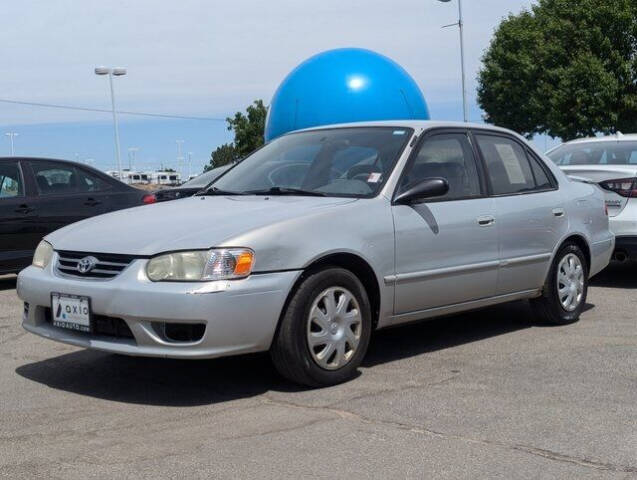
left=552, top=208, right=565, bottom=217
left=477, top=215, right=495, bottom=226
left=14, top=204, right=35, bottom=214
left=84, top=198, right=102, bottom=207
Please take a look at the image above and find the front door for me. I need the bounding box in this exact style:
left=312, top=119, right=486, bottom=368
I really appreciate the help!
left=392, top=131, right=499, bottom=316
left=0, top=160, right=39, bottom=272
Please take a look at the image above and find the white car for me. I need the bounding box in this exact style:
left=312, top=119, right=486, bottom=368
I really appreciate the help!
left=547, top=133, right=637, bottom=263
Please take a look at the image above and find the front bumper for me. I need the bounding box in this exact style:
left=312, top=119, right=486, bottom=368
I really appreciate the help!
left=17, top=256, right=300, bottom=359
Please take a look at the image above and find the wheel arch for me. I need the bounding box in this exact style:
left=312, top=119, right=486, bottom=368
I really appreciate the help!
left=559, top=234, right=591, bottom=272
left=277, top=252, right=382, bottom=332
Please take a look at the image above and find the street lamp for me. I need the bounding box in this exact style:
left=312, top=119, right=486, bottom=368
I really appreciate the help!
left=437, top=0, right=468, bottom=122
left=95, top=66, right=127, bottom=179
left=176, top=140, right=184, bottom=178
left=5, top=132, right=18, bottom=155
left=128, top=147, right=139, bottom=170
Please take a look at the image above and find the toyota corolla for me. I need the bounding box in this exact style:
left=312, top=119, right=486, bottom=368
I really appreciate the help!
left=17, top=121, right=614, bottom=386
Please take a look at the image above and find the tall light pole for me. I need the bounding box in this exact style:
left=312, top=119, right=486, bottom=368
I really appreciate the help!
left=5, top=132, right=18, bottom=155
left=128, top=147, right=139, bottom=170
left=187, top=151, right=193, bottom=179
left=95, top=66, right=127, bottom=179
left=176, top=140, right=184, bottom=177
left=438, top=0, right=468, bottom=122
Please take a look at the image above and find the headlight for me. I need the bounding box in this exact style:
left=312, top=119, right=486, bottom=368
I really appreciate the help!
left=32, top=241, right=53, bottom=269
left=146, top=248, right=254, bottom=282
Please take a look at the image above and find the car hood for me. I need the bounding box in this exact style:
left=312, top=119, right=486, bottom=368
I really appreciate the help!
left=47, top=195, right=357, bottom=255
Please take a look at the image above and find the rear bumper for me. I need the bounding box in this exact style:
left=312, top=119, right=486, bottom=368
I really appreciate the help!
left=614, top=236, right=637, bottom=261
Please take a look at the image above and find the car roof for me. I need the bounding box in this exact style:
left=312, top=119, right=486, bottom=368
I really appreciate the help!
left=0, top=156, right=99, bottom=168
left=0, top=156, right=133, bottom=189
left=291, top=120, right=520, bottom=137
left=560, top=133, right=637, bottom=145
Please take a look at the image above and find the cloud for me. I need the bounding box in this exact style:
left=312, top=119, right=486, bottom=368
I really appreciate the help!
left=3, top=0, right=534, bottom=125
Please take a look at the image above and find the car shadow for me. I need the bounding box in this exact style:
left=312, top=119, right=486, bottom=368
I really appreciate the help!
left=0, top=275, right=17, bottom=291
left=590, top=262, right=637, bottom=289
left=364, top=299, right=540, bottom=367
left=16, top=350, right=291, bottom=407
left=15, top=299, right=570, bottom=406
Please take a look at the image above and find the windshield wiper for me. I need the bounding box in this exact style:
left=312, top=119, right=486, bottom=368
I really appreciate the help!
left=197, top=186, right=246, bottom=196
left=245, top=187, right=327, bottom=197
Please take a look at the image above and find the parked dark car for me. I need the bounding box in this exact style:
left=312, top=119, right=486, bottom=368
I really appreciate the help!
left=154, top=165, right=232, bottom=202
left=0, top=157, right=155, bottom=274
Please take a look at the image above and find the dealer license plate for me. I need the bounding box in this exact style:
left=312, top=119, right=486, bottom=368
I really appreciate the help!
left=51, top=293, right=91, bottom=332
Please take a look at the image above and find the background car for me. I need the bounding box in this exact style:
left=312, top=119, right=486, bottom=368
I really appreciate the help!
left=153, top=165, right=232, bottom=202
left=0, top=157, right=156, bottom=274
left=547, top=133, right=637, bottom=263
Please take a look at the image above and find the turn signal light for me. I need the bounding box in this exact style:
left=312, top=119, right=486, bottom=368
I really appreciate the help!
left=234, top=251, right=254, bottom=275
left=599, top=177, right=637, bottom=198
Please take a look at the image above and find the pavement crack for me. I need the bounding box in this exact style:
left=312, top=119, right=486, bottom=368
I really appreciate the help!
left=221, top=417, right=336, bottom=440
left=323, top=375, right=459, bottom=407
left=262, top=396, right=637, bottom=474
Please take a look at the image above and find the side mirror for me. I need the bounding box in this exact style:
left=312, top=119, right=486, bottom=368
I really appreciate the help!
left=394, top=177, right=449, bottom=204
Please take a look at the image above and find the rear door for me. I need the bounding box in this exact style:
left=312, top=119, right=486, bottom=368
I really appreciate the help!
left=473, top=132, right=567, bottom=294
left=26, top=160, right=101, bottom=235
left=0, top=160, right=39, bottom=272
left=74, top=165, right=120, bottom=214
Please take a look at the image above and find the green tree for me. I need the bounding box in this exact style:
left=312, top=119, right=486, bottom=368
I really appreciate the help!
left=207, top=100, right=267, bottom=170
left=209, top=143, right=239, bottom=170
left=477, top=0, right=637, bottom=140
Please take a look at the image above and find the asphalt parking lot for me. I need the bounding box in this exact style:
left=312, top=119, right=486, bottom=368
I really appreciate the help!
left=1, top=265, right=635, bottom=479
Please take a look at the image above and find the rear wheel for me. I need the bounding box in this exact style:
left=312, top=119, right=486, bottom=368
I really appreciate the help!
left=270, top=267, right=372, bottom=387
left=531, top=243, right=588, bottom=325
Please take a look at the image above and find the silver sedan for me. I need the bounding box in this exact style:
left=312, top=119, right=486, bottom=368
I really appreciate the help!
left=17, top=121, right=614, bottom=386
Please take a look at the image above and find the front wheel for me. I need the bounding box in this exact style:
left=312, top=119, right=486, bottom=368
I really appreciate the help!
left=531, top=243, right=588, bottom=325
left=270, top=267, right=372, bottom=387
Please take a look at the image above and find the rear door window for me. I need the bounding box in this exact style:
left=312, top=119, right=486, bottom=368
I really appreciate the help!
left=527, top=153, right=553, bottom=190
left=76, top=169, right=111, bottom=192
left=475, top=135, right=536, bottom=195
left=31, top=162, right=81, bottom=195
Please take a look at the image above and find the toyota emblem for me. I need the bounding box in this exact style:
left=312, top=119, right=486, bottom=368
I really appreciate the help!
left=77, top=256, right=98, bottom=274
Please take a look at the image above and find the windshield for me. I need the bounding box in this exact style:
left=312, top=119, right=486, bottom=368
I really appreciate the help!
left=182, top=165, right=232, bottom=188
left=548, top=141, right=637, bottom=166
left=210, top=127, right=413, bottom=197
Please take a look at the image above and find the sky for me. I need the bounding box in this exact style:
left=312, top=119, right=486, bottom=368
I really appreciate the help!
left=2, top=0, right=555, bottom=176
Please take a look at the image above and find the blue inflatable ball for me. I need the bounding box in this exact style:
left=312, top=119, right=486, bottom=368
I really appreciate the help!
left=264, top=48, right=430, bottom=142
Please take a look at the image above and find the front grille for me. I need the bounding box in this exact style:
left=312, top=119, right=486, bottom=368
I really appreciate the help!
left=44, top=307, right=135, bottom=340
left=56, top=250, right=136, bottom=279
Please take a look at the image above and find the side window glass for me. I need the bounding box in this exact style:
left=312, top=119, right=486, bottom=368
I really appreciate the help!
left=399, top=133, right=482, bottom=201
left=528, top=153, right=552, bottom=190
left=31, top=162, right=80, bottom=195
left=475, top=135, right=535, bottom=195
left=77, top=169, right=110, bottom=192
left=0, top=162, right=24, bottom=198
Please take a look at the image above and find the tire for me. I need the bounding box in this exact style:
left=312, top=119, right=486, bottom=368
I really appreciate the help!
left=270, top=267, right=372, bottom=387
left=531, top=243, right=588, bottom=325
